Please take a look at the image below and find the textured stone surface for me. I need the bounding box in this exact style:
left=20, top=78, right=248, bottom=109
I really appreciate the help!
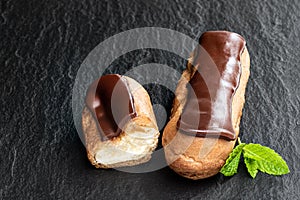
left=1, top=0, right=300, bottom=199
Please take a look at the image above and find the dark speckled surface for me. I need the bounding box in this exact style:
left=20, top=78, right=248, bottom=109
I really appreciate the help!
left=1, top=0, right=300, bottom=199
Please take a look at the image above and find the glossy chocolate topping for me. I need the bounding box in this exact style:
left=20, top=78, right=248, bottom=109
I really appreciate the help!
left=177, top=31, right=245, bottom=140
left=85, top=74, right=136, bottom=140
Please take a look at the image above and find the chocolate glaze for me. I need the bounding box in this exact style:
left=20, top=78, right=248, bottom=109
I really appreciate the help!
left=85, top=74, right=136, bottom=140
left=177, top=31, right=245, bottom=140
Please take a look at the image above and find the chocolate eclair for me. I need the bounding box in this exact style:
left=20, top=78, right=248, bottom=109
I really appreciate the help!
left=162, top=31, right=250, bottom=179
left=82, top=74, right=159, bottom=168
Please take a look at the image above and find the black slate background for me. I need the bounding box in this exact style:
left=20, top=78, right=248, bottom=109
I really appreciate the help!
left=1, top=0, right=300, bottom=199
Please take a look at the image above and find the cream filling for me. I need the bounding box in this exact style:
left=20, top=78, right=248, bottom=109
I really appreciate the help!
left=95, top=121, right=159, bottom=165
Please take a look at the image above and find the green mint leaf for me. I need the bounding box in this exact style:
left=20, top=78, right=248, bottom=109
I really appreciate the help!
left=220, top=143, right=246, bottom=176
left=244, top=157, right=258, bottom=178
left=243, top=143, right=290, bottom=176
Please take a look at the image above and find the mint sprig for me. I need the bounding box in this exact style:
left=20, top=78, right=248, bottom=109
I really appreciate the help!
left=220, top=138, right=289, bottom=178
left=220, top=143, right=245, bottom=176
left=244, top=157, right=258, bottom=178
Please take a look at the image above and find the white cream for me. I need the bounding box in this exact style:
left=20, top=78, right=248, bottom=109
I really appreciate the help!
left=95, top=121, right=159, bottom=165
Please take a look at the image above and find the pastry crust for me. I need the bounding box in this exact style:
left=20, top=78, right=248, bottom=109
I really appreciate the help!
left=162, top=48, right=250, bottom=179
left=82, top=76, right=159, bottom=168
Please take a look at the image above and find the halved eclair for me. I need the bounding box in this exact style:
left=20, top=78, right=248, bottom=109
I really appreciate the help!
left=162, top=31, right=250, bottom=179
left=82, top=74, right=159, bottom=168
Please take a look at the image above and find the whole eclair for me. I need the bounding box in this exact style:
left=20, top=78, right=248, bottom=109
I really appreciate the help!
left=82, top=74, right=159, bottom=168
left=162, top=31, right=250, bottom=179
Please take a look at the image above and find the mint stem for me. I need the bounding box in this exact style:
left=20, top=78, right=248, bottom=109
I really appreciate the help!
left=238, top=137, right=242, bottom=145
